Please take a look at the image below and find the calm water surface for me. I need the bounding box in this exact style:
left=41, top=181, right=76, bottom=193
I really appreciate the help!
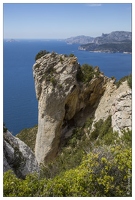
left=3, top=40, right=132, bottom=135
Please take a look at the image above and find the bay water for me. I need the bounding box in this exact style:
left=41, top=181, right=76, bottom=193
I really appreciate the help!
left=3, top=40, right=132, bottom=135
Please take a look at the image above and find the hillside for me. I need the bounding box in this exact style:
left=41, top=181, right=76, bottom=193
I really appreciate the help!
left=4, top=111, right=132, bottom=197
left=93, top=31, right=131, bottom=44
left=79, top=41, right=132, bottom=53
left=65, top=35, right=94, bottom=44
left=79, top=31, right=132, bottom=53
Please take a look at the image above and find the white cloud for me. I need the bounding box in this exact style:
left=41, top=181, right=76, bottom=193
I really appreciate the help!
left=87, top=3, right=102, bottom=7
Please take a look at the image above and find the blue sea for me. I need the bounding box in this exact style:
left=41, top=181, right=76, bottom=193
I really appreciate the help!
left=3, top=40, right=132, bottom=135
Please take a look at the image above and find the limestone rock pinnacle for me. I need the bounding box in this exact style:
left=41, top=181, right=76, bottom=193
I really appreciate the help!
left=33, top=51, right=131, bottom=164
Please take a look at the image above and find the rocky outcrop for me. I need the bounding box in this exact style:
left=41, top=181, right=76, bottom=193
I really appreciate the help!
left=92, top=81, right=132, bottom=134
left=3, top=130, right=39, bottom=178
left=33, top=52, right=131, bottom=164
left=33, top=52, right=108, bottom=164
left=33, top=53, right=79, bottom=164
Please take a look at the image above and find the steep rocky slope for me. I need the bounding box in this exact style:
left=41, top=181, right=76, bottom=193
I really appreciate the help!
left=33, top=52, right=131, bottom=164
left=3, top=130, right=39, bottom=178
left=92, top=81, right=132, bottom=134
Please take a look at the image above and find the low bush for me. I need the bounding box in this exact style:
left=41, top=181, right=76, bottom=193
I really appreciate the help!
left=76, top=64, right=100, bottom=83
left=3, top=123, right=7, bottom=133
left=4, top=146, right=132, bottom=197
left=6, top=114, right=131, bottom=197
left=35, top=50, right=49, bottom=61
left=16, top=125, right=37, bottom=152
left=3, top=171, right=46, bottom=197
left=69, top=53, right=75, bottom=57
left=115, top=74, right=132, bottom=89
left=60, top=56, right=64, bottom=63
left=127, top=74, right=132, bottom=89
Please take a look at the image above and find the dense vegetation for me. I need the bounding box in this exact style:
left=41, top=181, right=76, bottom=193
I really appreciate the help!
left=4, top=116, right=132, bottom=197
left=4, top=146, right=131, bottom=197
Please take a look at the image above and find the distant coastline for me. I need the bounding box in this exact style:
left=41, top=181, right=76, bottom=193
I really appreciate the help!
left=5, top=39, right=19, bottom=43
left=78, top=48, right=132, bottom=54
left=65, top=31, right=132, bottom=54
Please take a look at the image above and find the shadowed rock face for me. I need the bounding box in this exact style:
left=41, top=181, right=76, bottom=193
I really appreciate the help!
left=33, top=52, right=108, bottom=164
left=3, top=130, right=39, bottom=179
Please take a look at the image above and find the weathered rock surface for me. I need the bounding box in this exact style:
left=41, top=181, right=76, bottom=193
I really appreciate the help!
left=3, top=130, right=39, bottom=178
left=33, top=52, right=108, bottom=164
left=33, top=52, right=131, bottom=164
left=92, top=81, right=132, bottom=134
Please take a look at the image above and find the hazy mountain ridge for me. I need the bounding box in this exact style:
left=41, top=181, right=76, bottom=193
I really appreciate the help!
left=65, top=31, right=131, bottom=44
left=93, top=31, right=131, bottom=44
left=79, top=31, right=132, bottom=53
left=65, top=31, right=132, bottom=53
left=65, top=35, right=94, bottom=44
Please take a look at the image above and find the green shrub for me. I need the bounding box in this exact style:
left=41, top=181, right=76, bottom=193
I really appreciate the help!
left=121, top=128, right=132, bottom=147
left=76, top=64, right=100, bottom=83
left=89, top=116, right=117, bottom=146
left=4, top=146, right=132, bottom=197
left=16, top=125, right=37, bottom=152
left=3, top=170, right=47, bottom=197
left=81, top=64, right=94, bottom=83
left=115, top=74, right=132, bottom=88
left=4, top=117, right=132, bottom=197
left=69, top=53, right=74, bottom=57
left=76, top=67, right=84, bottom=82
left=127, top=74, right=132, bottom=89
left=7, top=110, right=132, bottom=197
left=3, top=123, right=7, bottom=133
left=60, top=56, right=64, bottom=63
left=42, top=147, right=132, bottom=197
left=35, top=50, right=49, bottom=61
left=50, top=77, right=57, bottom=87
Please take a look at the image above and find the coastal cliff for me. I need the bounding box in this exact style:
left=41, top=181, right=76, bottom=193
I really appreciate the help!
left=33, top=52, right=132, bottom=164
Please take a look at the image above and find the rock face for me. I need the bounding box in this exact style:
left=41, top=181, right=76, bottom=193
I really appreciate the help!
left=33, top=52, right=132, bottom=164
left=92, top=81, right=132, bottom=134
left=33, top=52, right=108, bottom=164
left=3, top=130, right=39, bottom=178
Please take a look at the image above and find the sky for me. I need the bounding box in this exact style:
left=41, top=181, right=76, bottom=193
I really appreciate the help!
left=3, top=1, right=132, bottom=39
